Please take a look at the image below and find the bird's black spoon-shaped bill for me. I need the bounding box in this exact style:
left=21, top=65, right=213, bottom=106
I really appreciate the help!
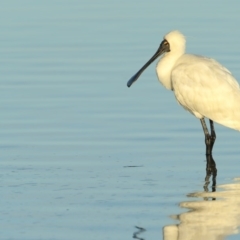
left=127, top=51, right=159, bottom=87
left=127, top=71, right=143, bottom=88
left=127, top=40, right=170, bottom=87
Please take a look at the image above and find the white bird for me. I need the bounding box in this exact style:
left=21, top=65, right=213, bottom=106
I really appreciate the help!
left=127, top=30, right=240, bottom=156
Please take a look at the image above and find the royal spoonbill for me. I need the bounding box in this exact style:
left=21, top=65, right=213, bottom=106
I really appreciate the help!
left=127, top=30, right=240, bottom=156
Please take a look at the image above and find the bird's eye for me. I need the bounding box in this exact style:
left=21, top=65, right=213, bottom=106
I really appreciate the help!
left=161, top=40, right=170, bottom=52
left=163, top=40, right=169, bottom=46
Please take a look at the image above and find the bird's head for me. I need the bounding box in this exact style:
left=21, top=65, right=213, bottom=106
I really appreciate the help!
left=127, top=30, right=186, bottom=87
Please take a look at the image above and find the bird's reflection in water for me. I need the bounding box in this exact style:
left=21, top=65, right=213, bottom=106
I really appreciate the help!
left=204, top=154, right=217, bottom=200
left=164, top=156, right=240, bottom=240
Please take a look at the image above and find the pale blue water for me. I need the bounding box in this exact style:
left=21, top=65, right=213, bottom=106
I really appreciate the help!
left=1, top=1, right=240, bottom=239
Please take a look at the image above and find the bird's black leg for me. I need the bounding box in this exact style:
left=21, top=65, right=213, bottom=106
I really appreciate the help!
left=204, top=154, right=217, bottom=187
left=200, top=118, right=217, bottom=175
left=209, top=119, right=216, bottom=152
left=200, top=118, right=212, bottom=156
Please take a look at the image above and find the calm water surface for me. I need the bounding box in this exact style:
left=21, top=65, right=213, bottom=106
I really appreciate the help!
left=1, top=1, right=240, bottom=239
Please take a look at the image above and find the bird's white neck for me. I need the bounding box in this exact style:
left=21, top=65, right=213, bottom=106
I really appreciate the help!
left=156, top=51, right=183, bottom=90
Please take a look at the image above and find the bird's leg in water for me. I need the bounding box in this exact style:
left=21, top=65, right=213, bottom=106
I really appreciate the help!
left=200, top=118, right=214, bottom=155
left=205, top=153, right=217, bottom=184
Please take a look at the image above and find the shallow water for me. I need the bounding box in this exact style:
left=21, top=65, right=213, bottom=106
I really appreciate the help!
left=1, top=1, right=240, bottom=239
